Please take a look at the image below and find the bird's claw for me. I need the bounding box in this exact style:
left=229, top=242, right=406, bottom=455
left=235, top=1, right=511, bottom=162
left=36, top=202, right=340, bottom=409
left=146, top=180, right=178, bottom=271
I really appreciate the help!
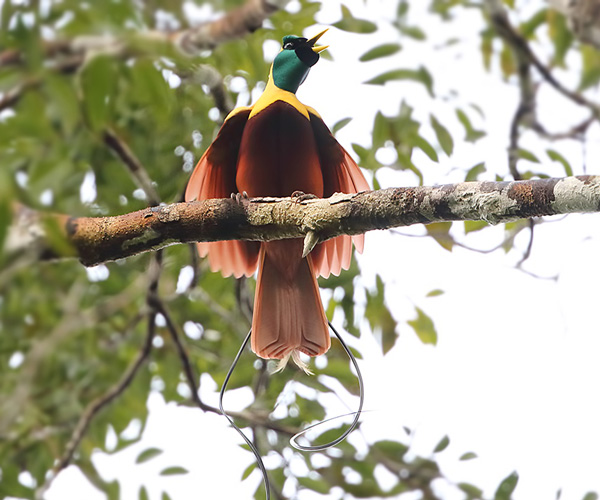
left=231, top=191, right=249, bottom=204
left=291, top=191, right=318, bottom=203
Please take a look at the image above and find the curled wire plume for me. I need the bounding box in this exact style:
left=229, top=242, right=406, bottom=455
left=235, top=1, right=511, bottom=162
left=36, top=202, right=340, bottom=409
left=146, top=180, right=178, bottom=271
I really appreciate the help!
left=290, top=321, right=364, bottom=451
left=219, top=329, right=272, bottom=500
left=219, top=322, right=364, bottom=500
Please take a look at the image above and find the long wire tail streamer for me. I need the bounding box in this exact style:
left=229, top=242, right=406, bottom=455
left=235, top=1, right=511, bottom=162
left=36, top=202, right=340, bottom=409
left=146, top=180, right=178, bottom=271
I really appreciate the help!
left=219, top=328, right=272, bottom=500
left=290, top=321, right=364, bottom=451
left=219, top=322, right=364, bottom=500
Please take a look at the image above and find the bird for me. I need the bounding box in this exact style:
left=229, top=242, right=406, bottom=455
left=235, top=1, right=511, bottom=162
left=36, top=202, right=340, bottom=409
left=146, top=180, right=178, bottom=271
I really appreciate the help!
left=185, top=29, right=369, bottom=371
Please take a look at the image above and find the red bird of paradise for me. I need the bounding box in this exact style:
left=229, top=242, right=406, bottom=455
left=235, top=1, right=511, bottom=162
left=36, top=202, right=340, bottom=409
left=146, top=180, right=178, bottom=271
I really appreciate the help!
left=185, top=29, right=369, bottom=371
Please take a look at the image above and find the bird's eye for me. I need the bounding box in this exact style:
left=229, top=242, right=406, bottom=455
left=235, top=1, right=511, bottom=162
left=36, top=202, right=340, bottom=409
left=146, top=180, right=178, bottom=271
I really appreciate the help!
left=283, top=42, right=294, bottom=50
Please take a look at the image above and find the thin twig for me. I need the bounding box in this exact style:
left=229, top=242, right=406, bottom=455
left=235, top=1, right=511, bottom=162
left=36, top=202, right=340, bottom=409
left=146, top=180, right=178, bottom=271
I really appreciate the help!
left=152, top=294, right=297, bottom=434
left=63, top=318, right=153, bottom=467
left=0, top=40, right=72, bottom=68
left=487, top=0, right=600, bottom=114
left=235, top=277, right=254, bottom=325
left=35, top=312, right=155, bottom=499
left=187, top=243, right=201, bottom=290
left=532, top=115, right=596, bottom=140
left=0, top=79, right=37, bottom=112
left=103, top=129, right=161, bottom=206
left=151, top=296, right=212, bottom=411
left=0, top=55, right=84, bottom=112
left=192, top=285, right=248, bottom=334
left=516, top=219, right=536, bottom=266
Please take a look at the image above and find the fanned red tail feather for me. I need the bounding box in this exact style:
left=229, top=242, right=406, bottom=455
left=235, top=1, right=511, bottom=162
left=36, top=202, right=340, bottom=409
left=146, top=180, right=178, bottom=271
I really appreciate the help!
left=251, top=240, right=330, bottom=370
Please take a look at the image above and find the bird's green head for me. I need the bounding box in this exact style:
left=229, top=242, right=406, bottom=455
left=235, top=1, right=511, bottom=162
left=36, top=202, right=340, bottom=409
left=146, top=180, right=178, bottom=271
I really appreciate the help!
left=271, top=29, right=328, bottom=94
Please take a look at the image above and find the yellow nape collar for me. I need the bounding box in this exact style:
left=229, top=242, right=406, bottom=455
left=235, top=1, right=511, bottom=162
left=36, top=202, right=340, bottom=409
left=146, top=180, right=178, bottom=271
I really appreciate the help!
left=249, top=66, right=310, bottom=120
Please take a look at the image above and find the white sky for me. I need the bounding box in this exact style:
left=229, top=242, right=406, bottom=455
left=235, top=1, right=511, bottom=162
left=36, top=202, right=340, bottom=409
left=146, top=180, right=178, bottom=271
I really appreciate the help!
left=30, top=0, right=600, bottom=499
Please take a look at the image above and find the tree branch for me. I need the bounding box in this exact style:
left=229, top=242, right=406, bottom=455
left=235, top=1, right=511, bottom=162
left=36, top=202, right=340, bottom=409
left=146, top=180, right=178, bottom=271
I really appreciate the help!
left=103, top=129, right=161, bottom=206
left=8, top=176, right=600, bottom=267
left=0, top=0, right=287, bottom=113
left=175, top=0, right=287, bottom=53
left=487, top=0, right=600, bottom=114
left=0, top=0, right=288, bottom=70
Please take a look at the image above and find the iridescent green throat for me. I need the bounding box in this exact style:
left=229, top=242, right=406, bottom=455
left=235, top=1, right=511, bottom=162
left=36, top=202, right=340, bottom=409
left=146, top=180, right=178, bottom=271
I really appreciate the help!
left=272, top=35, right=319, bottom=94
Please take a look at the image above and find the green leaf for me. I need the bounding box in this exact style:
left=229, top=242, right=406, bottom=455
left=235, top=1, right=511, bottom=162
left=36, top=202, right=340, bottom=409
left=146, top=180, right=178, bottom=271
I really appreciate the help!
left=582, top=494, right=599, bottom=500
left=548, top=11, right=573, bottom=67
left=414, top=135, right=438, bottom=162
left=372, top=110, right=389, bottom=149
left=351, top=143, right=370, bottom=162
left=365, top=67, right=434, bottom=96
left=161, top=493, right=173, bottom=500
left=332, top=117, right=352, bottom=135
left=365, top=275, right=398, bottom=354
left=408, top=307, right=438, bottom=345
left=139, top=486, right=149, bottom=500
left=372, top=440, right=408, bottom=462
left=517, top=148, right=540, bottom=163
left=359, top=43, right=402, bottom=62
left=130, top=58, right=174, bottom=116
left=520, top=8, right=549, bottom=39
left=294, top=395, right=326, bottom=423
left=333, top=5, right=377, bottom=34
left=456, top=109, right=485, bottom=142
left=500, top=42, right=516, bottom=77
left=159, top=466, right=189, bottom=476
left=465, top=162, right=486, bottom=182
left=430, top=115, right=454, bottom=156
left=0, top=198, right=11, bottom=255
left=434, top=435, right=450, bottom=453
left=135, top=447, right=163, bottom=464
left=494, top=471, right=519, bottom=500
left=241, top=462, right=256, bottom=480
left=464, top=220, right=488, bottom=233
left=547, top=149, right=573, bottom=176
left=460, top=452, right=478, bottom=460
left=322, top=358, right=361, bottom=395
left=44, top=74, right=81, bottom=136
left=426, top=289, right=444, bottom=297
left=459, top=482, right=484, bottom=499
left=426, top=221, right=454, bottom=251
left=297, top=476, right=330, bottom=494
left=79, top=54, right=118, bottom=131
left=580, top=45, right=600, bottom=91
left=312, top=425, right=356, bottom=452
left=481, top=29, right=494, bottom=71
left=399, top=25, right=426, bottom=40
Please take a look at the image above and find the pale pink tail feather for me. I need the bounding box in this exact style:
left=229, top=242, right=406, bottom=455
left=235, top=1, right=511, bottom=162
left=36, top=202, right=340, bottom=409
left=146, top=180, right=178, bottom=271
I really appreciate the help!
left=313, top=149, right=369, bottom=278
left=251, top=242, right=330, bottom=370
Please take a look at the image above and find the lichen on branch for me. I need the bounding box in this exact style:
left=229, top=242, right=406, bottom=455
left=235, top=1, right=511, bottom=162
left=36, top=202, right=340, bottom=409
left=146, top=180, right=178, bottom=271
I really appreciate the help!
left=8, top=176, right=600, bottom=267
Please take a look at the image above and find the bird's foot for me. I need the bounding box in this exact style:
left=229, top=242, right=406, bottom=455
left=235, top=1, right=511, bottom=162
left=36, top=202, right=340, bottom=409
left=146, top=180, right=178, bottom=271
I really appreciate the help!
left=291, top=191, right=318, bottom=203
left=230, top=191, right=249, bottom=204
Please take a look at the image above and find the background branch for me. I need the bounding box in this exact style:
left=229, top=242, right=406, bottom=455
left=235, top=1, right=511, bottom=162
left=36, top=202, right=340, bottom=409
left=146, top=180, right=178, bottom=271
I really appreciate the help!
left=488, top=0, right=600, bottom=113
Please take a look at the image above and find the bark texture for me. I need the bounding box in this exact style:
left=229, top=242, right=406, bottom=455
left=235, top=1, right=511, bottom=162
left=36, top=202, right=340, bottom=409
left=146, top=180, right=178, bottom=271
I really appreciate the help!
left=8, top=176, right=600, bottom=267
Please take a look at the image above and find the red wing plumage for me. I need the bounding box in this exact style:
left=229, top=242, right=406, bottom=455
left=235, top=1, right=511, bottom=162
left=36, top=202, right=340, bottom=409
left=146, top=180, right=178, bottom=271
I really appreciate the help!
left=185, top=103, right=369, bottom=366
left=184, top=109, right=260, bottom=278
left=308, top=111, right=370, bottom=278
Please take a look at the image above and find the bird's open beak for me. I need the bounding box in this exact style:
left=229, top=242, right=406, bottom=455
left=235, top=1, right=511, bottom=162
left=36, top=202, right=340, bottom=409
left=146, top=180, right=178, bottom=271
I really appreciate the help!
left=308, top=28, right=329, bottom=54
